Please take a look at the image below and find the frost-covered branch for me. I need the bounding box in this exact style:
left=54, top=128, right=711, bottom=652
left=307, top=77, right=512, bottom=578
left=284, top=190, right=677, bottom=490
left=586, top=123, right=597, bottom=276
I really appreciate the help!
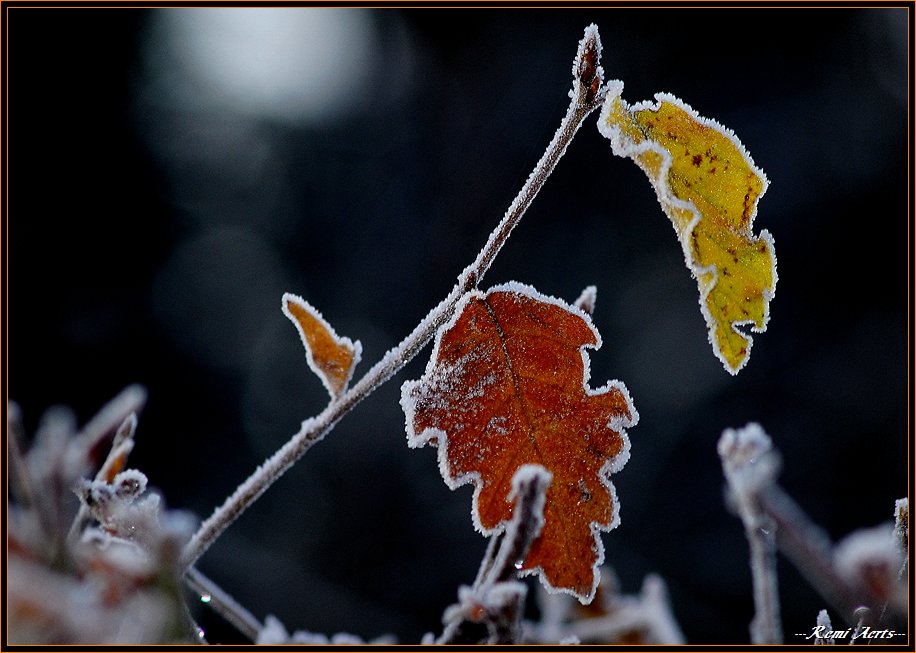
left=719, top=424, right=906, bottom=635
left=437, top=466, right=551, bottom=645
left=759, top=484, right=871, bottom=625
left=185, top=567, right=262, bottom=643
left=718, top=424, right=783, bottom=644
left=181, top=25, right=609, bottom=572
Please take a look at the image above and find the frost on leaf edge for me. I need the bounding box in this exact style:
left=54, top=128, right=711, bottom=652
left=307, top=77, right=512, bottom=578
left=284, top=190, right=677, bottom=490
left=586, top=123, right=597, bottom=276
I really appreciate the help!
left=597, top=81, right=778, bottom=375
left=399, top=280, right=638, bottom=603
left=281, top=292, right=363, bottom=399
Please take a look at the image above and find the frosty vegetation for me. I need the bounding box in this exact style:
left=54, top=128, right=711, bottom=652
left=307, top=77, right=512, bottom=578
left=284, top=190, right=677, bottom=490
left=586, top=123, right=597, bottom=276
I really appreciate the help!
left=7, top=23, right=907, bottom=645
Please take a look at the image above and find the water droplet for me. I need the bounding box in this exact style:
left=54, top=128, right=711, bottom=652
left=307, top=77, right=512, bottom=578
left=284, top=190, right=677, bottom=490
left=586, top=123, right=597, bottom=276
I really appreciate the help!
left=197, top=628, right=206, bottom=640
left=514, top=560, right=524, bottom=570
left=200, top=594, right=212, bottom=603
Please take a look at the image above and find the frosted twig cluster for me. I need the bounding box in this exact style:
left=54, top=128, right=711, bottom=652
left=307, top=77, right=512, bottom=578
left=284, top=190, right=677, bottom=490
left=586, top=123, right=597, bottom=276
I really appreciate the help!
left=7, top=388, right=196, bottom=644
left=719, top=423, right=907, bottom=641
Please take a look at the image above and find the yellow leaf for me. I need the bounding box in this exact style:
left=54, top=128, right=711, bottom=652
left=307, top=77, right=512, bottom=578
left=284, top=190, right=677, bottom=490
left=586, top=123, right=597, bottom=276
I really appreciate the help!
left=282, top=293, right=362, bottom=399
left=598, top=81, right=776, bottom=374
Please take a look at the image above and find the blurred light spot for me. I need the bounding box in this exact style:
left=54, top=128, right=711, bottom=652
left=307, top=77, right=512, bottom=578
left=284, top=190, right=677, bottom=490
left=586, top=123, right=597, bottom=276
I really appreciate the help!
left=151, top=225, right=289, bottom=372
left=158, top=8, right=377, bottom=124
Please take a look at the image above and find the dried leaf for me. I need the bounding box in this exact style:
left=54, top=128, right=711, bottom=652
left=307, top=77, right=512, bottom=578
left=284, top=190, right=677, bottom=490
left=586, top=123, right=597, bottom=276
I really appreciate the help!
left=598, top=82, right=776, bottom=374
left=401, top=282, right=637, bottom=602
left=282, top=293, right=362, bottom=399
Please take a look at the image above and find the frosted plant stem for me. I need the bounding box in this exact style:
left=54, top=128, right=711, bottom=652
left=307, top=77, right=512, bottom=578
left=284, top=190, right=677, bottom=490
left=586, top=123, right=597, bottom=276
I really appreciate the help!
left=758, top=485, right=870, bottom=626
left=745, top=516, right=781, bottom=643
left=185, top=566, right=262, bottom=642
left=438, top=466, right=551, bottom=644
left=180, top=26, right=608, bottom=572
left=719, top=425, right=871, bottom=632
left=718, top=425, right=782, bottom=644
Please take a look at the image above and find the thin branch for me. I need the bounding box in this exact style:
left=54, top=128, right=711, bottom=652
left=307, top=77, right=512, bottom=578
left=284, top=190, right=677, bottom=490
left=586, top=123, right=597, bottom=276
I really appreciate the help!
left=438, top=465, right=551, bottom=644
left=718, top=424, right=783, bottom=644
left=484, top=465, right=551, bottom=586
left=719, top=424, right=877, bottom=631
left=760, top=484, right=874, bottom=626
left=180, top=25, right=608, bottom=571
left=185, top=566, right=263, bottom=643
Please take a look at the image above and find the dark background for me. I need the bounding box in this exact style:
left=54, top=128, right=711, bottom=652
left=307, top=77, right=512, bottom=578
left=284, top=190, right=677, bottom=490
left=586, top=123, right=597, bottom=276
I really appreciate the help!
left=6, top=6, right=910, bottom=644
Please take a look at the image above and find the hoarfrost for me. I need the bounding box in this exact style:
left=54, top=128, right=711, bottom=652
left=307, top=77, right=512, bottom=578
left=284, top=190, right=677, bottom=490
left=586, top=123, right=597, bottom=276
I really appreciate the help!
left=282, top=292, right=362, bottom=400
left=597, top=82, right=775, bottom=375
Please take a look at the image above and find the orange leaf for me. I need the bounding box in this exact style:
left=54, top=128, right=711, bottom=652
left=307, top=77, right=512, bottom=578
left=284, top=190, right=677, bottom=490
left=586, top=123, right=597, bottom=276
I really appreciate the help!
left=401, top=282, right=637, bottom=602
left=282, top=293, right=362, bottom=399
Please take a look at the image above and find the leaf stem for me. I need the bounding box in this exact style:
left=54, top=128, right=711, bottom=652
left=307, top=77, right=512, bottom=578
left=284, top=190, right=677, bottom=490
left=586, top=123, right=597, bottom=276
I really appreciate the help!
left=180, top=26, right=608, bottom=571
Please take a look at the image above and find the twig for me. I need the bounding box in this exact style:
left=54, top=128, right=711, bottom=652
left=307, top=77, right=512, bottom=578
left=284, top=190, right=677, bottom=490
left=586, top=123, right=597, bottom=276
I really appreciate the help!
left=67, top=413, right=138, bottom=543
left=438, top=465, right=552, bottom=644
left=759, top=485, right=871, bottom=626
left=180, top=25, right=608, bottom=571
left=719, top=424, right=877, bottom=631
left=718, top=424, right=783, bottom=644
left=185, top=566, right=263, bottom=643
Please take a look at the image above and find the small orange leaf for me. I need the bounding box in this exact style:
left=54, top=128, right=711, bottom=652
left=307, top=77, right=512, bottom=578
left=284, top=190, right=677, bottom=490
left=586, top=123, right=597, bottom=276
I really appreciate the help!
left=599, top=82, right=776, bottom=374
left=282, top=293, right=362, bottom=399
left=401, top=282, right=637, bottom=602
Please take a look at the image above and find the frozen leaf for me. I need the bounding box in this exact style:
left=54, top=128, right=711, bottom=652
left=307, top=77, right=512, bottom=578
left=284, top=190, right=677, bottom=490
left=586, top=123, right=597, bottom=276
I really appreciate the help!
left=598, top=82, right=776, bottom=374
left=402, top=282, right=637, bottom=602
left=282, top=292, right=362, bottom=399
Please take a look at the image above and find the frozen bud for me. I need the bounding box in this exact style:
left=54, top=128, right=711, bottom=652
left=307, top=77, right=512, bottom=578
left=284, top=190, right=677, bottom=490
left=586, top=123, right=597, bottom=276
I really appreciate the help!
left=113, top=469, right=148, bottom=499
left=718, top=423, right=780, bottom=495
left=79, top=479, right=114, bottom=509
